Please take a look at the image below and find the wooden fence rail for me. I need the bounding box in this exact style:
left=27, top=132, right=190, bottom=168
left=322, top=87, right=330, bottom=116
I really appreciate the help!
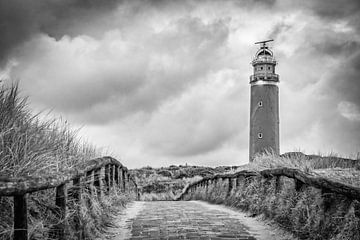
left=176, top=167, right=360, bottom=201
left=0, top=156, right=139, bottom=240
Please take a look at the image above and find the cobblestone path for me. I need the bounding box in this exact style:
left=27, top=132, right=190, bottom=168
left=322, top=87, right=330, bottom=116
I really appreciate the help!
left=113, top=201, right=279, bottom=240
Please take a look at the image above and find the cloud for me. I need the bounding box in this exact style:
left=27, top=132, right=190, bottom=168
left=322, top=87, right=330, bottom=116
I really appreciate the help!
left=338, top=101, right=360, bottom=122
left=143, top=70, right=246, bottom=157
left=0, top=0, right=122, bottom=65
left=305, top=0, right=360, bottom=20
left=2, top=0, right=360, bottom=167
left=10, top=16, right=229, bottom=124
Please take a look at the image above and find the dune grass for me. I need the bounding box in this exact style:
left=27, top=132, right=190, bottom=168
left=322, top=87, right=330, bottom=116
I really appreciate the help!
left=131, top=165, right=215, bottom=201
left=0, top=84, right=99, bottom=178
left=188, top=177, right=360, bottom=240
left=249, top=152, right=360, bottom=188
left=182, top=153, right=360, bottom=240
left=0, top=84, right=132, bottom=239
left=249, top=151, right=359, bottom=171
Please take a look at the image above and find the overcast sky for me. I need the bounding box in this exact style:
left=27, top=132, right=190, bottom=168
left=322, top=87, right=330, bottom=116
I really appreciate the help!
left=1, top=0, right=360, bottom=168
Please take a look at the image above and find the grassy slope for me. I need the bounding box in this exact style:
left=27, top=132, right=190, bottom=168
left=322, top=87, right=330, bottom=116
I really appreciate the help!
left=184, top=153, right=360, bottom=240
left=252, top=152, right=360, bottom=188
left=130, top=165, right=237, bottom=200
left=0, top=85, right=131, bottom=240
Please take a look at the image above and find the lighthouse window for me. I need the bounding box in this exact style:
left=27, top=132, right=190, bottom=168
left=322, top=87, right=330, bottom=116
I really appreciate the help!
left=258, top=133, right=263, bottom=139
left=260, top=67, right=263, bottom=70
left=268, top=67, right=271, bottom=70
left=258, top=101, right=263, bottom=107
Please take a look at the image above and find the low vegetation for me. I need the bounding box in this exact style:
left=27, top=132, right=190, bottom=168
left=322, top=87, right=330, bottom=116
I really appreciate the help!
left=0, top=84, right=132, bottom=240
left=130, top=165, right=236, bottom=200
left=181, top=152, right=360, bottom=240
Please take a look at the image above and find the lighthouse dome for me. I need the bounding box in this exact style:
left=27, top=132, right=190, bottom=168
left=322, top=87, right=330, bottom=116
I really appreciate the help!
left=252, top=47, right=276, bottom=65
left=255, top=47, right=273, bottom=58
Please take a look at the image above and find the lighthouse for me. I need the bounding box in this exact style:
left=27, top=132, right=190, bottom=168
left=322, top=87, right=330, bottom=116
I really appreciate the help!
left=249, top=40, right=279, bottom=161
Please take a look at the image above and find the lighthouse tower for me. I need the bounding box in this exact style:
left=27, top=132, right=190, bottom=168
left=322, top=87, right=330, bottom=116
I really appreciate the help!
left=249, top=40, right=279, bottom=161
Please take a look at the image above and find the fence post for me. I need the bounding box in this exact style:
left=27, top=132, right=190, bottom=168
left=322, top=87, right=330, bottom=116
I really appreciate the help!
left=110, top=165, right=114, bottom=191
left=118, top=166, right=122, bottom=190
left=113, top=165, right=116, bottom=190
left=205, top=180, right=209, bottom=195
left=227, top=178, right=233, bottom=196
left=14, top=194, right=28, bottom=240
left=136, top=187, right=140, bottom=200
left=115, top=166, right=119, bottom=187
left=72, top=177, right=83, bottom=240
left=294, top=179, right=304, bottom=191
left=128, top=173, right=131, bottom=192
left=104, top=165, right=110, bottom=193
left=236, top=176, right=242, bottom=190
left=275, top=176, right=281, bottom=193
left=126, top=173, right=130, bottom=192
left=122, top=170, right=127, bottom=192
left=54, top=183, right=67, bottom=240
left=119, top=167, right=124, bottom=192
left=94, top=168, right=102, bottom=199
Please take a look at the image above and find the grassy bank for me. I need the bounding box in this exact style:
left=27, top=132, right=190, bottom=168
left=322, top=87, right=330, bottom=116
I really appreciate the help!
left=0, top=85, right=132, bottom=239
left=182, top=153, right=360, bottom=240
left=130, top=165, right=235, bottom=200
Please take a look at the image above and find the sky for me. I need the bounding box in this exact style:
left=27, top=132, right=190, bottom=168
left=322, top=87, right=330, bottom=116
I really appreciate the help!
left=1, top=0, right=360, bottom=168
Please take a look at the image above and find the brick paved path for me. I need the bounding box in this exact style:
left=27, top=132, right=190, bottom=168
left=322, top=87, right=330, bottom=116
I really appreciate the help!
left=113, top=201, right=279, bottom=240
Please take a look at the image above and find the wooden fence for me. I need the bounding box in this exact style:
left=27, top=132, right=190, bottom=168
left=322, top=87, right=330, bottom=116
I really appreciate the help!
left=176, top=167, right=360, bottom=201
left=0, top=156, right=139, bottom=240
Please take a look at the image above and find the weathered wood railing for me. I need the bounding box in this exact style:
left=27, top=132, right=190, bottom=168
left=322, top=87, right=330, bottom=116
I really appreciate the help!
left=176, top=167, right=360, bottom=238
left=0, top=156, right=139, bottom=240
left=176, top=167, right=360, bottom=201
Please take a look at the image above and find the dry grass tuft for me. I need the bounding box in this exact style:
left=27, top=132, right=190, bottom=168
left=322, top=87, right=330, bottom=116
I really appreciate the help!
left=0, top=84, right=132, bottom=239
left=182, top=152, right=360, bottom=239
left=248, top=152, right=360, bottom=187
left=250, top=152, right=313, bottom=172
left=0, top=84, right=99, bottom=178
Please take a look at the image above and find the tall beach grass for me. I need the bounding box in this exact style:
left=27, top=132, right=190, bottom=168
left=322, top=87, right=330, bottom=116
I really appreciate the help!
left=182, top=152, right=360, bottom=240
left=0, top=84, right=132, bottom=239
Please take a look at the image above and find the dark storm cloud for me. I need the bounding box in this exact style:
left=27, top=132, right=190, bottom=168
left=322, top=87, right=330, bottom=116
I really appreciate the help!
left=0, top=0, right=119, bottom=65
left=303, top=0, right=360, bottom=114
left=307, top=0, right=360, bottom=19
left=268, top=0, right=360, bottom=108
left=300, top=0, right=360, bottom=34
left=313, top=40, right=360, bottom=57
left=233, top=0, right=276, bottom=8
left=310, top=38, right=360, bottom=111
left=325, top=51, right=360, bottom=106
left=0, top=0, right=280, bottom=66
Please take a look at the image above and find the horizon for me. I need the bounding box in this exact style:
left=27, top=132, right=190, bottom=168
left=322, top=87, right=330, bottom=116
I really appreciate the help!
left=1, top=0, right=360, bottom=168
